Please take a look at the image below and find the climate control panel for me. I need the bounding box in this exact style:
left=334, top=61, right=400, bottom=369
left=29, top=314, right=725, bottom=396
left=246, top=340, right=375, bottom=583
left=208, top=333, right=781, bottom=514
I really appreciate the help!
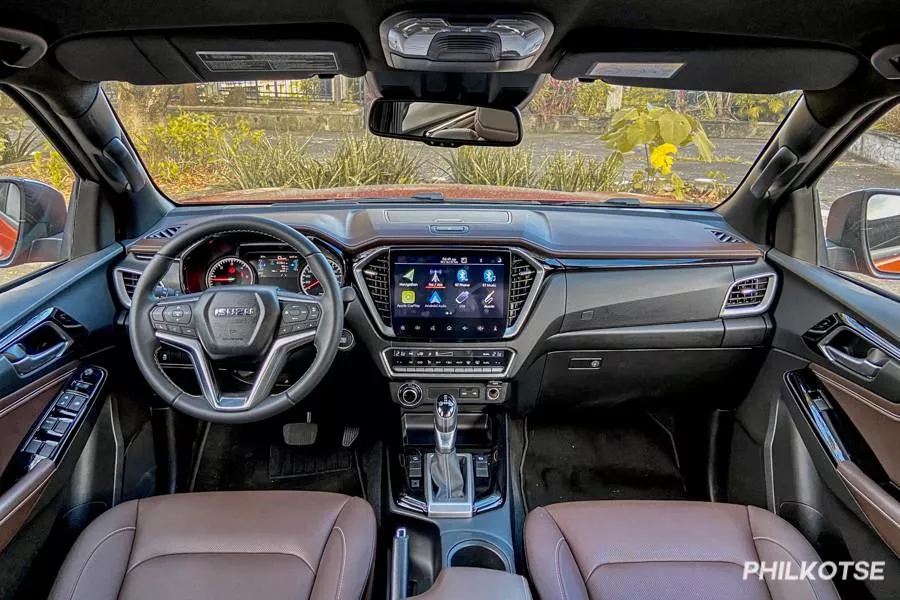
left=384, top=348, right=513, bottom=378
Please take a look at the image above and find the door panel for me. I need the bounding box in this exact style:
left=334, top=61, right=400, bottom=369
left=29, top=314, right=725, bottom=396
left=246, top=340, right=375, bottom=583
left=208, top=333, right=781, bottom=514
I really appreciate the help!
left=0, top=243, right=121, bottom=574
left=730, top=249, right=900, bottom=599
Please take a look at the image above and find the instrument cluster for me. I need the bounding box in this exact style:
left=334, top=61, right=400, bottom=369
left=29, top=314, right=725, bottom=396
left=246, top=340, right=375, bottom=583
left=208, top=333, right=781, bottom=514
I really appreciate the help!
left=180, top=233, right=345, bottom=295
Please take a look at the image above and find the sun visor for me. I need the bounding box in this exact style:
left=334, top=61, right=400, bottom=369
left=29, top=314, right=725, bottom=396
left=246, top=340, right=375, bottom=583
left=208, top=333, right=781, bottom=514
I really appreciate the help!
left=55, top=33, right=366, bottom=83
left=553, top=48, right=859, bottom=92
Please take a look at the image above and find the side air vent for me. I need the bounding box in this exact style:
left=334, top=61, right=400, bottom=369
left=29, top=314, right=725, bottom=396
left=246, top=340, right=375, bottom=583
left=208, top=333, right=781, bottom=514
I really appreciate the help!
left=710, top=229, right=744, bottom=244
left=361, top=253, right=391, bottom=326
left=508, top=253, right=537, bottom=328
left=146, top=225, right=184, bottom=240
left=722, top=275, right=776, bottom=316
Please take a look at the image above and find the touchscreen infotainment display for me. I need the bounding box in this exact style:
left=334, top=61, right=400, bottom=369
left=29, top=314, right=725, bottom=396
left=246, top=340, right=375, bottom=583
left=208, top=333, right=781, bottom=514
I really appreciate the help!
left=390, top=250, right=509, bottom=340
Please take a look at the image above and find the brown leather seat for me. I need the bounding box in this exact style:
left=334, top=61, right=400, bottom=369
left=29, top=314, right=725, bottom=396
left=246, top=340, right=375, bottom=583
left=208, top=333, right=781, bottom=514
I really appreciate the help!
left=525, top=500, right=839, bottom=600
left=48, top=490, right=376, bottom=600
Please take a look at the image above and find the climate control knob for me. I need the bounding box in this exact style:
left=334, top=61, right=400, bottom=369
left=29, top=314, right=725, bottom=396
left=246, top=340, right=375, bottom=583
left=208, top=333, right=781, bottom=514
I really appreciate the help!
left=397, top=383, right=423, bottom=408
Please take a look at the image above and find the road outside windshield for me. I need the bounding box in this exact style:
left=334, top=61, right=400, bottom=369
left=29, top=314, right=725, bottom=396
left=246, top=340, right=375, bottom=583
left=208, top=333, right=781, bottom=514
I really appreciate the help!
left=101, top=78, right=801, bottom=206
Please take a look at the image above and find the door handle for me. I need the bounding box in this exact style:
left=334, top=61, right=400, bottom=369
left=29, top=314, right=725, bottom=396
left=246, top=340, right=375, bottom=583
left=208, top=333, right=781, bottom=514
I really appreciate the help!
left=822, top=345, right=889, bottom=379
left=8, top=341, right=69, bottom=375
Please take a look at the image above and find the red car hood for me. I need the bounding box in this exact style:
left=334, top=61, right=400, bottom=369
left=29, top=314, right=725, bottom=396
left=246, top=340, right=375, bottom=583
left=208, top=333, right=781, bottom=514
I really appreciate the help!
left=178, top=184, right=679, bottom=205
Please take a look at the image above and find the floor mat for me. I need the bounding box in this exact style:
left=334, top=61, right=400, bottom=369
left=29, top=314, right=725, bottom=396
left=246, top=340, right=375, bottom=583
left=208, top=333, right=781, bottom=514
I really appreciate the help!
left=522, top=411, right=689, bottom=509
left=192, top=421, right=362, bottom=495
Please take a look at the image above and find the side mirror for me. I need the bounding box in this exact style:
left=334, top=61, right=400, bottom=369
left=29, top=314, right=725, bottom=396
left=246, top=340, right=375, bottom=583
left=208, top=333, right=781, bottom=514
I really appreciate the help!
left=826, top=189, right=900, bottom=280
left=368, top=99, right=522, bottom=147
left=0, top=178, right=67, bottom=268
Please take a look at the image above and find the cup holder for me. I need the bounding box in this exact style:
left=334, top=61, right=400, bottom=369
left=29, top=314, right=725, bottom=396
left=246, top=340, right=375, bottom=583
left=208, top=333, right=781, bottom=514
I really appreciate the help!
left=447, top=540, right=509, bottom=572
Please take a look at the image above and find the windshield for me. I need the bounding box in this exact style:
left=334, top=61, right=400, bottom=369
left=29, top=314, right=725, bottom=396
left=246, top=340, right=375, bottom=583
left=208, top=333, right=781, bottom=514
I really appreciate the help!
left=104, top=78, right=800, bottom=207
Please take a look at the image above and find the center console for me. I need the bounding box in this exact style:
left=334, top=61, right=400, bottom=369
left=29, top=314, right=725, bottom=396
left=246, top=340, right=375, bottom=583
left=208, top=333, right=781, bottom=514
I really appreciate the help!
left=352, top=247, right=543, bottom=590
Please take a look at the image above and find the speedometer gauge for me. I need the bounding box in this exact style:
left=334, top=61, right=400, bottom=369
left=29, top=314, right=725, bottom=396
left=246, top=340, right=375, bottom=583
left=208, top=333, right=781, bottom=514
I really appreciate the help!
left=300, top=257, right=344, bottom=295
left=206, top=257, right=256, bottom=288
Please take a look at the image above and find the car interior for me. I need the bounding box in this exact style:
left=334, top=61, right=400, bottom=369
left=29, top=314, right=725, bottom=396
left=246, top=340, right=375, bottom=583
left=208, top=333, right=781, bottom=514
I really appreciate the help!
left=1, top=1, right=900, bottom=599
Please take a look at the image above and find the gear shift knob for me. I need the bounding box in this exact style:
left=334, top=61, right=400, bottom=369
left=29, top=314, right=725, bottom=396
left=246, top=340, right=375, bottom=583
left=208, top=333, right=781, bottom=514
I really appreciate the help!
left=434, top=394, right=458, bottom=454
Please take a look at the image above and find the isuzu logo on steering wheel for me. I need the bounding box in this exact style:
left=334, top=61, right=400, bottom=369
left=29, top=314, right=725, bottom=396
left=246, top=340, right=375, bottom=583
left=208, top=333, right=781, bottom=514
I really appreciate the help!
left=213, top=307, right=256, bottom=317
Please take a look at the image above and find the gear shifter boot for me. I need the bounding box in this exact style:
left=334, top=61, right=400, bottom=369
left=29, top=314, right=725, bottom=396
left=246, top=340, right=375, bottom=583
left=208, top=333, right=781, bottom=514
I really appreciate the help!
left=430, top=452, right=465, bottom=500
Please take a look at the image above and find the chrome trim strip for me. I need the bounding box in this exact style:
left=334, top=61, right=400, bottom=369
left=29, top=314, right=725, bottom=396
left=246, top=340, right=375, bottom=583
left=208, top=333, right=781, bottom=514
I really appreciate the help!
left=156, top=329, right=316, bottom=411
left=505, top=248, right=547, bottom=338
left=720, top=272, right=778, bottom=318
left=785, top=372, right=848, bottom=463
left=352, top=247, right=395, bottom=338
left=380, top=347, right=516, bottom=380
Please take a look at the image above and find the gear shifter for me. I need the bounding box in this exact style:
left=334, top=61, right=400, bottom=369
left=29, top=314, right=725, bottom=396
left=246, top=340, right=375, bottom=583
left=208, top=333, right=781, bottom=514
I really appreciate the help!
left=429, top=394, right=466, bottom=502
left=434, top=394, right=458, bottom=453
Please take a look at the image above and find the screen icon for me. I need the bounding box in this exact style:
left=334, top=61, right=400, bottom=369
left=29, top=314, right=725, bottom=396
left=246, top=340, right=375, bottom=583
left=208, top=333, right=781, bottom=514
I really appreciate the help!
left=483, top=269, right=496, bottom=283
left=456, top=268, right=469, bottom=283
left=427, top=291, right=443, bottom=304
left=402, top=268, right=415, bottom=282
left=401, top=290, right=416, bottom=304
left=455, top=291, right=470, bottom=304
left=483, top=290, right=495, bottom=306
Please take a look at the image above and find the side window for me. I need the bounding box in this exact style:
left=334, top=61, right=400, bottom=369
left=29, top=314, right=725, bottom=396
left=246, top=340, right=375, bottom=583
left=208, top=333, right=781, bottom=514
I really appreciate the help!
left=818, top=104, right=900, bottom=299
left=0, top=92, right=75, bottom=288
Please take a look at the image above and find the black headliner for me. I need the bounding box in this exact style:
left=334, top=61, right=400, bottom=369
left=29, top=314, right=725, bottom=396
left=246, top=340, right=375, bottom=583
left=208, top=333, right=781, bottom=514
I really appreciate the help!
left=4, top=0, right=900, bottom=72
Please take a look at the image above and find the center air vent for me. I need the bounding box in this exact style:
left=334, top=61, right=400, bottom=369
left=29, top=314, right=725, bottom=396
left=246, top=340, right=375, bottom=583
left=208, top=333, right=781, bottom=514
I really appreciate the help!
left=146, top=225, right=184, bottom=240
left=361, top=253, right=392, bottom=326
left=710, top=229, right=744, bottom=244
left=508, top=253, right=537, bottom=328
left=722, top=275, right=776, bottom=316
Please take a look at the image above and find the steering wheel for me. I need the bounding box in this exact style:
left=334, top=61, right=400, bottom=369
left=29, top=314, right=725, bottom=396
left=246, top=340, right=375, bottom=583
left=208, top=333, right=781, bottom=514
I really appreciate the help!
left=128, top=216, right=343, bottom=423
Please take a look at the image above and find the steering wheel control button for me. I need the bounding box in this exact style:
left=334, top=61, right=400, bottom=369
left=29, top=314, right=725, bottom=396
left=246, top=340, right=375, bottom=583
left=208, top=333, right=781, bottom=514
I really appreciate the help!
left=283, top=304, right=310, bottom=323
left=150, top=307, right=166, bottom=322
left=163, top=304, right=192, bottom=324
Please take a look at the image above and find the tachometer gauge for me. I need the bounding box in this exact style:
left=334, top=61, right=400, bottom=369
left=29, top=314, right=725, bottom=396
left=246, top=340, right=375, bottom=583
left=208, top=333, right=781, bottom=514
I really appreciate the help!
left=206, top=257, right=256, bottom=288
left=299, top=257, right=344, bottom=295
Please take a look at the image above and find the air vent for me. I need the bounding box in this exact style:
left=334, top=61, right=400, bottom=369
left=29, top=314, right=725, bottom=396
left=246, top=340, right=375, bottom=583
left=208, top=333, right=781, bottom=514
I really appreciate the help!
left=132, top=252, right=155, bottom=261
left=722, top=275, right=775, bottom=316
left=710, top=229, right=744, bottom=244
left=361, top=253, right=391, bottom=326
left=119, top=270, right=140, bottom=299
left=146, top=225, right=184, bottom=240
left=508, top=254, right=537, bottom=327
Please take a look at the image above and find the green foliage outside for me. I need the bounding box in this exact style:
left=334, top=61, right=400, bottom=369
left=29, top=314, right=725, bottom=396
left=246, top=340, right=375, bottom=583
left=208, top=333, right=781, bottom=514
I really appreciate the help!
left=601, top=106, right=714, bottom=199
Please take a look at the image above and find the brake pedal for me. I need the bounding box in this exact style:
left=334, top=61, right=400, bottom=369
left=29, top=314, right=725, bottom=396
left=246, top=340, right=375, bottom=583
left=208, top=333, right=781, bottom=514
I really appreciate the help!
left=283, top=417, right=318, bottom=446
left=342, top=426, right=360, bottom=447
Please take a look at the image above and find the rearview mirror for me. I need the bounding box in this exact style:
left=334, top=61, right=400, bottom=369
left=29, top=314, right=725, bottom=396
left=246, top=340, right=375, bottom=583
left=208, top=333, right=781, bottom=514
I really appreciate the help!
left=0, top=178, right=67, bottom=268
left=368, top=99, right=522, bottom=147
left=826, top=189, right=900, bottom=279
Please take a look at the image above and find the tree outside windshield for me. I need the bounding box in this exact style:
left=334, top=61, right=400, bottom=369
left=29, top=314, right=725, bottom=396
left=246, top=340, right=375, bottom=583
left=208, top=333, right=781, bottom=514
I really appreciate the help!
left=99, top=78, right=804, bottom=206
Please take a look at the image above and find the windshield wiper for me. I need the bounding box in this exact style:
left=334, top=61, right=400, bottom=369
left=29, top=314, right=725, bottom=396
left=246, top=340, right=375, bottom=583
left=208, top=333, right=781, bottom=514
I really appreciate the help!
left=602, top=197, right=641, bottom=206
left=356, top=192, right=445, bottom=203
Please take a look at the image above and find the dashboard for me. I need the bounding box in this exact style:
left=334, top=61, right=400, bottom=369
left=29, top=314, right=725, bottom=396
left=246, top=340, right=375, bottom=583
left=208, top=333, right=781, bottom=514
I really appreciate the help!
left=114, top=202, right=777, bottom=410
left=179, top=233, right=345, bottom=295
